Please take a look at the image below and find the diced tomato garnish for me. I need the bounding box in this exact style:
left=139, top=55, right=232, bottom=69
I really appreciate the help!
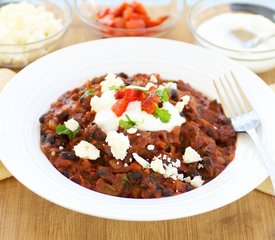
left=112, top=99, right=128, bottom=117
left=97, top=7, right=110, bottom=19
left=112, top=87, right=159, bottom=116
left=114, top=89, right=125, bottom=99
left=141, top=94, right=158, bottom=114
left=95, top=1, right=168, bottom=36
left=122, top=6, right=134, bottom=21
left=113, top=17, right=125, bottom=28
left=132, top=1, right=147, bottom=14
left=113, top=2, right=129, bottom=17
left=125, top=19, right=146, bottom=29
left=141, top=99, right=156, bottom=114
left=97, top=14, right=115, bottom=27
left=147, top=16, right=169, bottom=27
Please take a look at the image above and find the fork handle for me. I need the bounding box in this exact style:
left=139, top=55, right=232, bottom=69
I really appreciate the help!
left=247, top=129, right=275, bottom=192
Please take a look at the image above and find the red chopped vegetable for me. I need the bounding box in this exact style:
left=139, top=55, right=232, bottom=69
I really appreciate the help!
left=112, top=87, right=159, bottom=117
left=96, top=1, right=169, bottom=36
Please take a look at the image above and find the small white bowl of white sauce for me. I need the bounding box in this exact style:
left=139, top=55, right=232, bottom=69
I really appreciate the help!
left=187, top=0, right=275, bottom=73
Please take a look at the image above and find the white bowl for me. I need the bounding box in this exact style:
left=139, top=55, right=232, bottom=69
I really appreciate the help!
left=0, top=38, right=274, bottom=221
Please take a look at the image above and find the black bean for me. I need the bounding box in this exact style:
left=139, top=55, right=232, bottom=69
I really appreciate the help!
left=40, top=131, right=46, bottom=143
left=57, top=112, right=69, bottom=121
left=60, top=151, right=77, bottom=161
left=118, top=72, right=128, bottom=79
left=185, top=185, right=193, bottom=192
left=189, top=168, right=199, bottom=178
left=39, top=113, right=47, bottom=124
left=164, top=144, right=170, bottom=152
left=163, top=188, right=174, bottom=197
left=47, top=135, right=55, bottom=144
left=158, top=102, right=163, bottom=108
left=203, top=158, right=212, bottom=168
left=156, top=182, right=164, bottom=190
left=97, top=169, right=106, bottom=176
left=170, top=89, right=178, bottom=100
left=88, top=125, right=106, bottom=141
left=128, top=171, right=142, bottom=182
left=62, top=169, right=70, bottom=178
left=91, top=76, right=104, bottom=84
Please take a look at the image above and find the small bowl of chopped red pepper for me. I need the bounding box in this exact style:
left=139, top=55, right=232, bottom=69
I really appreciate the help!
left=75, top=0, right=184, bottom=37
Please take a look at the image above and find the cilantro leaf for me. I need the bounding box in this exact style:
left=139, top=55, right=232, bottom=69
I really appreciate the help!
left=56, top=124, right=79, bottom=140
left=81, top=89, right=95, bottom=99
left=119, top=114, right=137, bottom=130
left=109, top=84, right=125, bottom=91
left=156, top=88, right=170, bottom=102
left=153, top=106, right=171, bottom=123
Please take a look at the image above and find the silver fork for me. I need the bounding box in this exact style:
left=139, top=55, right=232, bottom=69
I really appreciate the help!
left=213, top=72, right=275, bottom=192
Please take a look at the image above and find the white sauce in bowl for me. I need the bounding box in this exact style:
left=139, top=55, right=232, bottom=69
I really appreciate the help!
left=197, top=13, right=275, bottom=51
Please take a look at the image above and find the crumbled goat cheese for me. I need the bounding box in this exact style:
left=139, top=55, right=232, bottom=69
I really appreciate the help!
left=171, top=159, right=181, bottom=168
left=163, top=163, right=179, bottom=180
left=190, top=176, right=204, bottom=188
left=150, top=158, right=166, bottom=174
left=127, top=128, right=138, bottom=134
left=175, top=95, right=190, bottom=112
left=183, top=146, right=202, bottom=163
left=150, top=75, right=158, bottom=83
left=100, top=73, right=124, bottom=92
left=147, top=144, right=155, bottom=151
left=64, top=118, right=79, bottom=132
left=163, top=82, right=177, bottom=90
left=178, top=174, right=184, bottom=181
left=74, top=140, right=100, bottom=160
left=184, top=176, right=191, bottom=183
left=198, top=163, right=204, bottom=169
left=132, top=153, right=150, bottom=168
left=106, top=131, right=130, bottom=160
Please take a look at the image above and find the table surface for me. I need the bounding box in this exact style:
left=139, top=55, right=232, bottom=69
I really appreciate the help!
left=1, top=11, right=275, bottom=240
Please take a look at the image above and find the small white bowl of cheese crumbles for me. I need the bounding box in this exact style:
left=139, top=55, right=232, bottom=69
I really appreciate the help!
left=0, top=0, right=72, bottom=68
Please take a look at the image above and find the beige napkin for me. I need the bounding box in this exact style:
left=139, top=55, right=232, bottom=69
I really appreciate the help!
left=0, top=68, right=16, bottom=180
left=256, top=83, right=275, bottom=196
left=0, top=69, right=274, bottom=195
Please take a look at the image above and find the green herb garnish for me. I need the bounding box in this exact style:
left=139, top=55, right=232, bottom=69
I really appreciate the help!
left=156, top=88, right=170, bottom=102
left=109, top=84, right=125, bottom=91
left=56, top=124, right=79, bottom=140
left=81, top=89, right=95, bottom=99
left=119, top=114, right=137, bottom=130
left=153, top=106, right=171, bottom=123
left=132, top=87, right=149, bottom=93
